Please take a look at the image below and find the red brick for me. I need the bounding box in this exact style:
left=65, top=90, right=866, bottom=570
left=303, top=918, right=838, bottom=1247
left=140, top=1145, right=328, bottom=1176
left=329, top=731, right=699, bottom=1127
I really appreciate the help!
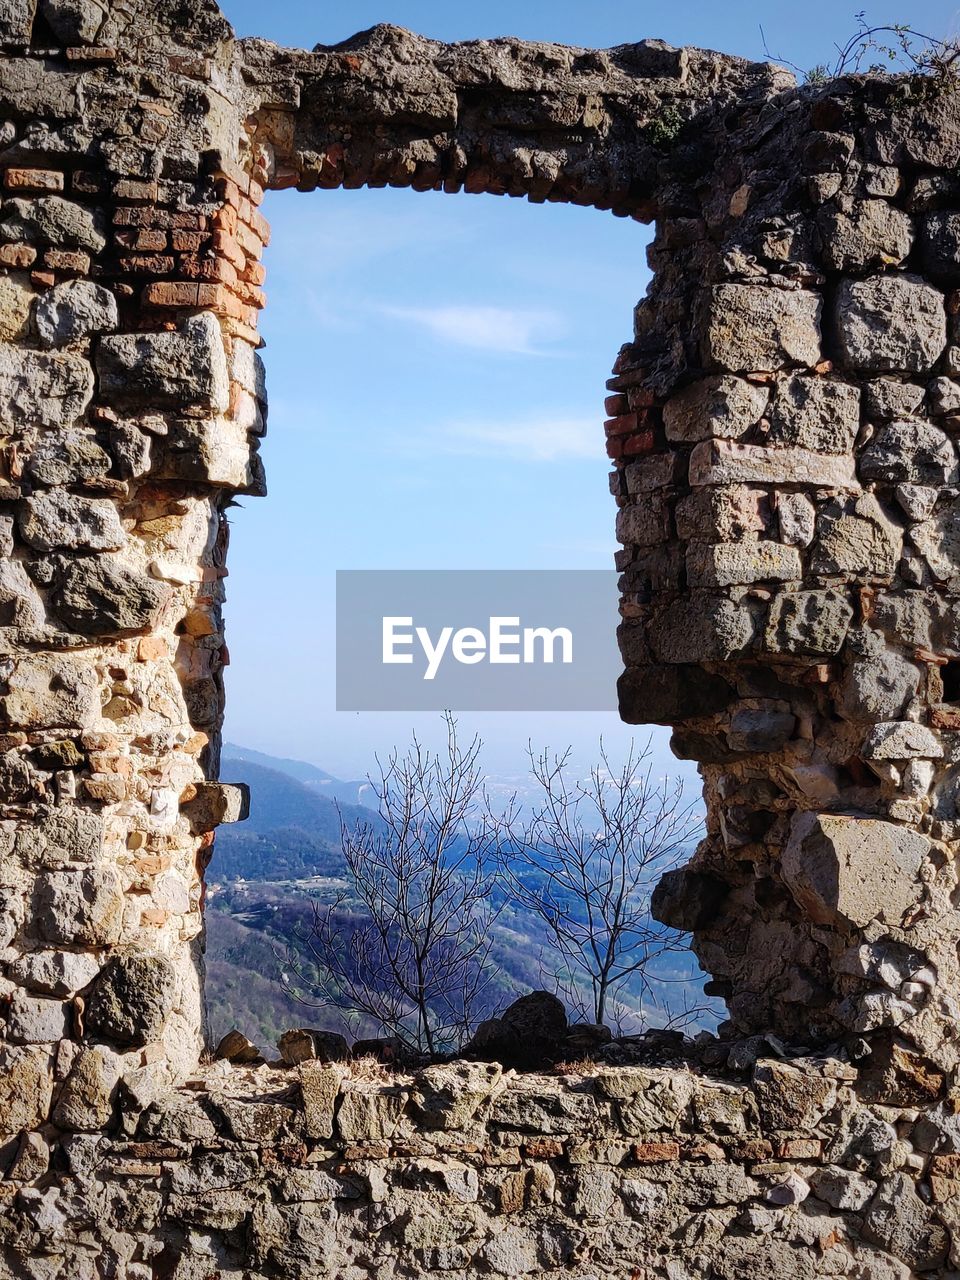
left=523, top=1138, right=564, bottom=1159
left=0, top=243, right=36, bottom=268
left=117, top=254, right=175, bottom=274
left=30, top=270, right=56, bottom=288
left=171, top=230, right=209, bottom=253
left=65, top=46, right=117, bottom=61
left=931, top=706, right=960, bottom=730
left=604, top=413, right=638, bottom=437
left=621, top=431, right=656, bottom=456
left=143, top=281, right=202, bottom=308
left=177, top=254, right=237, bottom=285
left=3, top=167, right=64, bottom=192
left=634, top=1142, right=680, bottom=1163
left=113, top=178, right=159, bottom=202
left=605, top=393, right=628, bottom=416
left=115, top=228, right=168, bottom=252
left=777, top=1138, right=821, bottom=1160
left=44, top=248, right=90, bottom=274
left=242, top=259, right=267, bottom=286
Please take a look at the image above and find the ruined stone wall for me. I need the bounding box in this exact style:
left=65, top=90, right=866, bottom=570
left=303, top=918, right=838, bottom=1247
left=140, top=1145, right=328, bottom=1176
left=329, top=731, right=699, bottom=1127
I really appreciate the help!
left=612, top=75, right=960, bottom=1079
left=3, top=1, right=960, bottom=1276
left=9, top=1052, right=960, bottom=1279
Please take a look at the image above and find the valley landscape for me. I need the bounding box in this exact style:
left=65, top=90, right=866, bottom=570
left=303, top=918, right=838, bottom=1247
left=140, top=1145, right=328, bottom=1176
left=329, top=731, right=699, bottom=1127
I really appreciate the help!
left=203, top=745, right=712, bottom=1050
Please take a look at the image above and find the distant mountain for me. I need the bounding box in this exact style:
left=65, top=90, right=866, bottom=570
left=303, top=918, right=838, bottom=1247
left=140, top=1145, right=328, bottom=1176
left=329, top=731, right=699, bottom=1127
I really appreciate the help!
left=223, top=743, right=375, bottom=808
left=211, top=755, right=382, bottom=883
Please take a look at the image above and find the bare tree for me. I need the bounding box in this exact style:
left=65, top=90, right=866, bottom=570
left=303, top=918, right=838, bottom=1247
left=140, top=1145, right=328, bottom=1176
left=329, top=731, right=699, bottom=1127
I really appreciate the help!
left=502, top=740, right=701, bottom=1029
left=285, top=714, right=511, bottom=1055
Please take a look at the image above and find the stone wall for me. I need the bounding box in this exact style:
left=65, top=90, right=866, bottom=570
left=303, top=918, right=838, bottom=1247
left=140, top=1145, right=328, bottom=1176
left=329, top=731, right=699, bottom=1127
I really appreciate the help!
left=611, top=74, right=960, bottom=1078
left=6, top=1052, right=959, bottom=1279
left=3, top=1, right=960, bottom=1276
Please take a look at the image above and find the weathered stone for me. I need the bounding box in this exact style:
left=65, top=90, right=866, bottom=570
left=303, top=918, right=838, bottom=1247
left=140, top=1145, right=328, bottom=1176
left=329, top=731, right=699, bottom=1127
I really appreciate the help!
left=39, top=0, right=107, bottom=44
left=0, top=272, right=35, bottom=341
left=819, top=200, right=914, bottom=272
left=862, top=1173, right=949, bottom=1272
left=862, top=722, right=944, bottom=761
left=0, top=1046, right=53, bottom=1138
left=663, top=375, right=768, bottom=442
left=687, top=541, right=801, bottom=587
left=24, top=429, right=110, bottom=486
left=52, top=1046, right=120, bottom=1131
left=0, top=196, right=106, bottom=252
left=337, top=1087, right=408, bottom=1141
left=753, top=1060, right=836, bottom=1130
left=18, top=491, right=125, bottom=552
left=278, top=1028, right=350, bottom=1066
left=836, top=275, right=947, bottom=372
left=675, top=485, right=767, bottom=543
left=764, top=589, right=853, bottom=655
left=3, top=655, right=100, bottom=729
left=689, top=439, right=858, bottom=488
left=810, top=494, right=902, bottom=579
left=864, top=378, right=925, bottom=420
left=0, top=0, right=37, bottom=42
left=780, top=812, right=927, bottom=929
left=56, top=556, right=171, bottom=636
left=85, top=952, right=176, bottom=1047
left=0, top=344, right=93, bottom=430
left=622, top=452, right=682, bottom=494
left=651, top=866, right=728, bottom=930
left=7, top=1130, right=49, bottom=1182
left=615, top=496, right=669, bottom=546
left=766, top=375, right=860, bottom=454
left=619, top=663, right=733, bottom=724
left=214, top=1029, right=260, bottom=1064
left=4, top=989, right=68, bottom=1043
left=911, top=496, right=960, bottom=587
left=701, top=285, right=822, bottom=372
left=647, top=595, right=755, bottom=663
left=921, top=210, right=960, bottom=285
left=808, top=1167, right=875, bottom=1211
left=35, top=866, right=124, bottom=946
left=97, top=314, right=229, bottom=412
left=8, top=948, right=101, bottom=996
left=180, top=782, right=249, bottom=833
left=727, top=707, right=795, bottom=752
left=839, top=650, right=920, bottom=722
left=298, top=1061, right=344, bottom=1140
left=410, top=1061, right=502, bottom=1129
left=860, top=421, right=957, bottom=486
left=34, top=280, right=118, bottom=348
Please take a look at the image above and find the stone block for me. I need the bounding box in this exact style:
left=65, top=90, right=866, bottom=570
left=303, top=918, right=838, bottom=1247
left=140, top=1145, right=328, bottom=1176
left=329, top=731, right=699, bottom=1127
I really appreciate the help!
left=663, top=375, right=768, bottom=442
left=764, top=590, right=853, bottom=655
left=18, top=491, right=125, bottom=552
left=0, top=345, right=93, bottom=431
left=55, top=556, right=171, bottom=636
left=0, top=1046, right=53, bottom=1138
left=780, top=812, right=927, bottom=928
left=836, top=275, right=946, bottom=373
left=686, top=541, right=801, bottom=587
left=818, top=199, right=914, bottom=271
left=0, top=272, right=35, bottom=341
left=180, top=782, right=249, bottom=833
left=34, top=279, right=118, bottom=347
left=859, top=421, right=957, bottom=486
left=0, top=0, right=37, bottom=42
left=85, top=952, right=176, bottom=1048
left=618, top=663, right=733, bottom=724
left=52, top=1046, right=120, bottom=1131
left=5, top=989, right=68, bottom=1043
left=675, top=485, right=768, bottom=542
left=646, top=595, right=756, bottom=663
left=0, top=196, right=105, bottom=252
left=8, top=948, right=101, bottom=996
left=862, top=721, right=944, bottom=761
left=39, top=0, right=107, bottom=44
left=766, top=375, right=860, bottom=454
left=689, top=439, right=857, bottom=488
left=727, top=707, right=796, bottom=752
left=839, top=650, right=920, bottom=722
left=701, top=285, right=821, bottom=373
left=97, top=313, right=229, bottom=413
left=3, top=655, right=100, bottom=730
left=809, top=494, right=902, bottom=579
left=776, top=492, right=816, bottom=546
left=35, top=865, right=124, bottom=946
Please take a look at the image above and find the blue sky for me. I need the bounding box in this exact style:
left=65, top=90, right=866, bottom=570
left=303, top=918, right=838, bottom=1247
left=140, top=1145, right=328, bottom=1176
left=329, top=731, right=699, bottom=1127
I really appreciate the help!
left=217, top=0, right=959, bottom=781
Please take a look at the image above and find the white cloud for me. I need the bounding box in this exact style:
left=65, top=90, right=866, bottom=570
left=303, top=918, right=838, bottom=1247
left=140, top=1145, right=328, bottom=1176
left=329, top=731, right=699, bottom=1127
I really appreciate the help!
left=413, top=416, right=599, bottom=462
left=379, top=304, right=565, bottom=355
